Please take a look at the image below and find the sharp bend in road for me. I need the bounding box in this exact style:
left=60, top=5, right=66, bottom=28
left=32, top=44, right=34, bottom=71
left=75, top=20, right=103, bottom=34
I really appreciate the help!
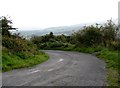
left=2, top=50, right=107, bottom=86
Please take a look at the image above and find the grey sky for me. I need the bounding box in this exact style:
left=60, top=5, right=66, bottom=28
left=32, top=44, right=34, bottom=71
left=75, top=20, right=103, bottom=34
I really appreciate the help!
left=0, top=0, right=119, bottom=30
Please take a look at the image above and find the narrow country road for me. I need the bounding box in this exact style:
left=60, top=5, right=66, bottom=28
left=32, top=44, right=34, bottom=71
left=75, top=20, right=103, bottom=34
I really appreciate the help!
left=2, top=50, right=107, bottom=86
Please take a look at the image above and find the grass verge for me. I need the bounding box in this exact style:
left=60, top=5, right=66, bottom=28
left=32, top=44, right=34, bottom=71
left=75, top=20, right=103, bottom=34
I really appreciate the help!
left=2, top=51, right=49, bottom=72
left=96, top=49, right=119, bottom=86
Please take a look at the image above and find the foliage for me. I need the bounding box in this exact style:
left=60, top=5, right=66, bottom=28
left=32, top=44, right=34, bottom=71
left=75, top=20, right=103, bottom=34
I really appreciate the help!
left=96, top=49, right=119, bottom=86
left=2, top=49, right=49, bottom=72
left=2, top=36, right=38, bottom=54
left=31, top=32, right=71, bottom=50
left=72, top=25, right=102, bottom=46
left=0, top=16, right=17, bottom=37
left=101, top=20, right=118, bottom=47
left=31, top=20, right=119, bottom=51
left=72, top=20, right=118, bottom=49
left=1, top=16, right=49, bottom=72
left=97, top=49, right=118, bottom=69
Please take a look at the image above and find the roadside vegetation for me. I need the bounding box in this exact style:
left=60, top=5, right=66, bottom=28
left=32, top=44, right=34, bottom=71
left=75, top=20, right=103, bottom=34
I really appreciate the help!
left=1, top=16, right=49, bottom=72
left=31, top=20, right=120, bottom=86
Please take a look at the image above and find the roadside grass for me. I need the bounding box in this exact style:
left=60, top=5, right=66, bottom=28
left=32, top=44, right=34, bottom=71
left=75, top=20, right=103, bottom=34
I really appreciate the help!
left=73, top=46, right=103, bottom=54
left=107, top=69, right=119, bottom=86
left=96, top=49, right=119, bottom=86
left=97, top=49, right=118, bottom=69
left=2, top=51, right=49, bottom=72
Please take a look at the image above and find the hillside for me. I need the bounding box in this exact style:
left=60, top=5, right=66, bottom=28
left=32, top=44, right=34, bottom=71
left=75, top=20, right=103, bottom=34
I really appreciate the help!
left=1, top=16, right=49, bottom=72
left=10, top=24, right=83, bottom=39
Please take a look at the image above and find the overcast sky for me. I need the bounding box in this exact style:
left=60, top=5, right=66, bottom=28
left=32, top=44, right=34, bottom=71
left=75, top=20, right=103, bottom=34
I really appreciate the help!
left=0, top=0, right=119, bottom=30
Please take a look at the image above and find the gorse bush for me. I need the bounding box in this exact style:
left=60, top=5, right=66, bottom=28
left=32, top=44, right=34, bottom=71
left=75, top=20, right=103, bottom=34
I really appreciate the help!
left=72, top=20, right=118, bottom=48
left=2, top=36, right=38, bottom=55
left=31, top=32, right=71, bottom=50
left=72, top=26, right=102, bottom=46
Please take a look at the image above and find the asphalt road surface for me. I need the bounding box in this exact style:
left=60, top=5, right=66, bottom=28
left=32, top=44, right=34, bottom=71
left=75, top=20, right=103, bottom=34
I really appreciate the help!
left=2, top=50, right=107, bottom=86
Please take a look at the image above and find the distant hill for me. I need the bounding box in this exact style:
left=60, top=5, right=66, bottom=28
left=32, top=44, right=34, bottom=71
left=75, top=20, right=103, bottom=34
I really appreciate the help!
left=11, top=24, right=84, bottom=39
left=11, top=19, right=118, bottom=39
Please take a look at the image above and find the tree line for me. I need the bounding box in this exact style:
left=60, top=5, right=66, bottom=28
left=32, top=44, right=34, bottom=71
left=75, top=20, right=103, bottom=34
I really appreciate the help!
left=31, top=19, right=120, bottom=51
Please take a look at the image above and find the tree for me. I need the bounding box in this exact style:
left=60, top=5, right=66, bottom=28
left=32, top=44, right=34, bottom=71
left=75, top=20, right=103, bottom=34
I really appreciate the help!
left=49, top=32, right=54, bottom=39
left=72, top=25, right=102, bottom=46
left=101, top=19, right=118, bottom=47
left=83, top=26, right=102, bottom=46
left=0, top=16, right=16, bottom=37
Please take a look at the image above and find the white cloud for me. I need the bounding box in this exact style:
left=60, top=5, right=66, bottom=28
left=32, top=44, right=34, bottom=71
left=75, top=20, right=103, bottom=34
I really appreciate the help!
left=0, top=0, right=119, bottom=30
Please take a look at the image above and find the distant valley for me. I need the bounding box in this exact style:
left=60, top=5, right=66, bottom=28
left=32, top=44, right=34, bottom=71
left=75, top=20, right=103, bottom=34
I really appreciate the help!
left=11, top=19, right=118, bottom=39
left=11, top=24, right=84, bottom=39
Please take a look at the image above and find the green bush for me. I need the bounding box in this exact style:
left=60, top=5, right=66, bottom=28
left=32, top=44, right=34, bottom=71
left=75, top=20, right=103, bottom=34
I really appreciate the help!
left=2, top=36, right=38, bottom=54
left=16, top=52, right=31, bottom=59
